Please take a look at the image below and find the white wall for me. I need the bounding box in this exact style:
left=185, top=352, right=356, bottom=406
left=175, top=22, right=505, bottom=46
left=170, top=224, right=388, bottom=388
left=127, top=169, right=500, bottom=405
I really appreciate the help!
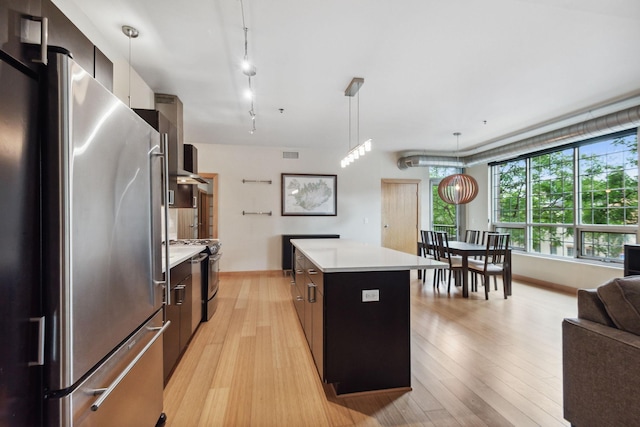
left=112, top=59, right=155, bottom=109
left=195, top=144, right=429, bottom=271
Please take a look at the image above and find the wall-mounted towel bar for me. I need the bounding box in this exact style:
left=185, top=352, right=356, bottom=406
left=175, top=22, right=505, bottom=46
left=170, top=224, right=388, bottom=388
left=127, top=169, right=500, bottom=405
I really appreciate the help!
left=242, top=211, right=273, bottom=216
left=242, top=179, right=272, bottom=184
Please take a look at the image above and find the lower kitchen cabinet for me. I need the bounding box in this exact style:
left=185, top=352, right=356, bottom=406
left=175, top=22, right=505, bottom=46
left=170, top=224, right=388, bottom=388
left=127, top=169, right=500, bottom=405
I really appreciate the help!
left=291, top=247, right=410, bottom=395
left=293, top=251, right=324, bottom=379
left=163, top=260, right=192, bottom=383
left=309, top=270, right=324, bottom=379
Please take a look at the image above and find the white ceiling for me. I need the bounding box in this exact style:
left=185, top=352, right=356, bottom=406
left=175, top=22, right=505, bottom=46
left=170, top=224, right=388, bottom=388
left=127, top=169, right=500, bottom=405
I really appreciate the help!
left=54, top=0, right=640, bottom=157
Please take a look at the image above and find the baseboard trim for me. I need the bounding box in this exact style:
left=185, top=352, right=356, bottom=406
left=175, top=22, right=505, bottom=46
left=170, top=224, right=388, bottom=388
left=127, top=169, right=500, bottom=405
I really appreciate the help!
left=513, top=274, right=578, bottom=295
left=220, top=270, right=283, bottom=278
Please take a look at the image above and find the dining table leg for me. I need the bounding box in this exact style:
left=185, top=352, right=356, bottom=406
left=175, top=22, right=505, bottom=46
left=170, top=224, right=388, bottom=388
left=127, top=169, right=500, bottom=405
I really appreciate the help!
left=506, top=250, right=512, bottom=296
left=417, top=242, right=422, bottom=280
left=462, top=254, right=469, bottom=298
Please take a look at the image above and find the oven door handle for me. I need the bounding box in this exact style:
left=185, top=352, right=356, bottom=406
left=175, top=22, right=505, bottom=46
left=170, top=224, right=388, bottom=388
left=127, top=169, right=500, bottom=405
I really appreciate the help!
left=193, top=253, right=208, bottom=263
left=210, top=253, right=222, bottom=262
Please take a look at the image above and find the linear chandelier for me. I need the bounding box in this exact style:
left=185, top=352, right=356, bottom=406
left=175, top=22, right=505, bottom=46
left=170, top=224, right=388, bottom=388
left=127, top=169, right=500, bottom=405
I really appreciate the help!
left=341, top=77, right=372, bottom=168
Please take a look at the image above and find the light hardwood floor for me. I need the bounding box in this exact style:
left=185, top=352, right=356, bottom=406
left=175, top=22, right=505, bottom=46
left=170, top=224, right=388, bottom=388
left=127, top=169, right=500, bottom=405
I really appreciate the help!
left=163, top=271, right=577, bottom=426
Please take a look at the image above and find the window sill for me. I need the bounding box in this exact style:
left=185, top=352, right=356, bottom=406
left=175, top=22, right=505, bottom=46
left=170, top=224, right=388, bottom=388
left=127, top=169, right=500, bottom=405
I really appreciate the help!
left=511, top=251, right=623, bottom=270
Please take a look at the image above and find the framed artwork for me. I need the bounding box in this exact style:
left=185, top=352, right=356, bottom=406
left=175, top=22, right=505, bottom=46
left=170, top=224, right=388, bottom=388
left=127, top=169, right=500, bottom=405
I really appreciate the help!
left=281, top=173, right=337, bottom=216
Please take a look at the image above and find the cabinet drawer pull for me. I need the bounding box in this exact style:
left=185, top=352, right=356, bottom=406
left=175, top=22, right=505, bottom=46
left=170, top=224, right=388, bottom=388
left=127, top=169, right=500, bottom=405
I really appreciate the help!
left=307, top=269, right=318, bottom=275
left=307, top=283, right=317, bottom=303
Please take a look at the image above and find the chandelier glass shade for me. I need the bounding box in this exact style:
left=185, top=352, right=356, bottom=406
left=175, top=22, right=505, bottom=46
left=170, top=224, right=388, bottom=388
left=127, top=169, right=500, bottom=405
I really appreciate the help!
left=438, top=173, right=479, bottom=205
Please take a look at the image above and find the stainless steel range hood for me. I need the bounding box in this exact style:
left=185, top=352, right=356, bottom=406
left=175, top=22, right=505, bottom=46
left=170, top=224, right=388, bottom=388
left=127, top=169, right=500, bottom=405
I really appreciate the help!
left=177, top=172, right=206, bottom=185
left=179, top=143, right=206, bottom=184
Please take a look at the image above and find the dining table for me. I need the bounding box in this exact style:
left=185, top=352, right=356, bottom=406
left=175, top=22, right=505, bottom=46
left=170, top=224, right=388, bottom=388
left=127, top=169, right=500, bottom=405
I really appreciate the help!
left=446, top=241, right=512, bottom=298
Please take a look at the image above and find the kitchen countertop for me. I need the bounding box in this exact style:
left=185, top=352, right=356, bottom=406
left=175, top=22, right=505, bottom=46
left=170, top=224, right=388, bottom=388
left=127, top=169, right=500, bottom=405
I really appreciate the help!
left=163, top=245, right=207, bottom=271
left=290, top=238, right=448, bottom=273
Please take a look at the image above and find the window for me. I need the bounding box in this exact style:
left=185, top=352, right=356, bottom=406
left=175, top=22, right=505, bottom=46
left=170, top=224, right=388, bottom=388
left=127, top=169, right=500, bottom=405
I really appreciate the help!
left=492, top=130, right=638, bottom=262
left=493, top=160, right=526, bottom=223
left=430, top=167, right=460, bottom=240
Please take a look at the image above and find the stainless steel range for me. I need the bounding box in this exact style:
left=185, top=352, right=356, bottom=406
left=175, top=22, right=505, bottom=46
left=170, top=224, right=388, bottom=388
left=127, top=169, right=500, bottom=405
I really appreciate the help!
left=169, top=239, right=221, bottom=321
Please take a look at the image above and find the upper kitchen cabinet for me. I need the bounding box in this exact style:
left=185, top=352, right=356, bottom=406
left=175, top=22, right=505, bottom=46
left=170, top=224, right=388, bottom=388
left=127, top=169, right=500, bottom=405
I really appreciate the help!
left=93, top=45, right=113, bottom=91
left=42, top=0, right=94, bottom=75
left=42, top=0, right=113, bottom=89
left=0, top=1, right=112, bottom=89
left=134, top=108, right=179, bottom=205
left=0, top=0, right=43, bottom=71
left=154, top=94, right=205, bottom=208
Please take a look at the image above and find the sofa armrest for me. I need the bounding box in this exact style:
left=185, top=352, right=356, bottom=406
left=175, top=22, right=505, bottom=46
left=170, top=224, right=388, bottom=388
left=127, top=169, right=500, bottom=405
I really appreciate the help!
left=563, top=318, right=640, bottom=426
left=577, top=289, right=615, bottom=327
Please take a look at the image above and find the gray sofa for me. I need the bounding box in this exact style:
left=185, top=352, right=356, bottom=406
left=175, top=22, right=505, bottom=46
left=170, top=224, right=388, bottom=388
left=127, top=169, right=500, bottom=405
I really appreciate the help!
left=563, top=276, right=640, bottom=427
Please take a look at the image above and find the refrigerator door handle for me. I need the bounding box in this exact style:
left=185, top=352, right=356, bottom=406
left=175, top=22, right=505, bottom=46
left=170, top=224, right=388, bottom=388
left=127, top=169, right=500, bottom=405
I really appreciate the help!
left=28, top=316, right=45, bottom=366
left=89, top=320, right=171, bottom=411
left=152, top=133, right=171, bottom=305
left=26, top=15, right=48, bottom=65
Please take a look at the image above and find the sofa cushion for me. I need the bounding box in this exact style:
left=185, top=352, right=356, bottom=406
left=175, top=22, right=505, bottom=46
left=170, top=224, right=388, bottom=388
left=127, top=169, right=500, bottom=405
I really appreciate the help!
left=577, top=289, right=616, bottom=327
left=597, top=276, right=640, bottom=335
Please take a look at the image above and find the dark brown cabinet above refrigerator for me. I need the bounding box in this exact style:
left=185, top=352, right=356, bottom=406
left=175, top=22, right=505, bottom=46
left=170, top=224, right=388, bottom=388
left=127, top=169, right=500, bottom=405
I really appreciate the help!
left=134, top=109, right=180, bottom=206
left=1, top=1, right=113, bottom=89
left=134, top=109, right=202, bottom=208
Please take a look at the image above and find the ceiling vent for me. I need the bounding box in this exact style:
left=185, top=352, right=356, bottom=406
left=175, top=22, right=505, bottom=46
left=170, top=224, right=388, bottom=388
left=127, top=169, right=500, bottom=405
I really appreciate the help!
left=283, top=151, right=299, bottom=159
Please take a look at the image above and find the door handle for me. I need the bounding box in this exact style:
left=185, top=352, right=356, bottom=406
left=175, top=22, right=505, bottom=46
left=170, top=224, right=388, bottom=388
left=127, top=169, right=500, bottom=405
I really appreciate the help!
left=29, top=317, right=45, bottom=366
left=384, top=224, right=389, bottom=228
left=27, top=16, right=48, bottom=65
left=152, top=134, right=171, bottom=304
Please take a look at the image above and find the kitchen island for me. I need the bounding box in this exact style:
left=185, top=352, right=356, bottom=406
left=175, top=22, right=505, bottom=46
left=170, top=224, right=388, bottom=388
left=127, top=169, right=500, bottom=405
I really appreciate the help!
left=290, top=239, right=447, bottom=395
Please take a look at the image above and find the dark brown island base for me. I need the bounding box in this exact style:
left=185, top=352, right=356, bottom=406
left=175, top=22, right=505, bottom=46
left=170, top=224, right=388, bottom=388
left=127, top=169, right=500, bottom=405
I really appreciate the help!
left=290, top=239, right=447, bottom=395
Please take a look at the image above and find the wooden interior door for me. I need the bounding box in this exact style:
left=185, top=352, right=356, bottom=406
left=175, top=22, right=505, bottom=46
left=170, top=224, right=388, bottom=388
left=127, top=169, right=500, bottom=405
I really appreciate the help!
left=198, top=189, right=210, bottom=238
left=177, top=208, right=196, bottom=239
left=199, top=173, right=218, bottom=238
left=381, top=179, right=420, bottom=254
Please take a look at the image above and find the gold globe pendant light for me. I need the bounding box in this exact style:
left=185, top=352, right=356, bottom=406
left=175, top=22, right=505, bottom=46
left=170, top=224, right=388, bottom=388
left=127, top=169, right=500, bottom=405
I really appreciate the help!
left=437, top=132, right=479, bottom=205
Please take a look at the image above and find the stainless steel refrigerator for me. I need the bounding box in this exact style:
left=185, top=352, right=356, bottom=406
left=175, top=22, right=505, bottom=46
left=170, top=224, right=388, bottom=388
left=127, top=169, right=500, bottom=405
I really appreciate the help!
left=40, top=51, right=167, bottom=426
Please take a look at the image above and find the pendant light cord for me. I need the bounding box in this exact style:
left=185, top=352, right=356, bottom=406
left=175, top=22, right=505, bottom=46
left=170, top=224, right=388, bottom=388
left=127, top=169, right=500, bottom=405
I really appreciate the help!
left=348, top=95, right=351, bottom=151
left=127, top=34, right=132, bottom=108
left=357, top=87, right=360, bottom=149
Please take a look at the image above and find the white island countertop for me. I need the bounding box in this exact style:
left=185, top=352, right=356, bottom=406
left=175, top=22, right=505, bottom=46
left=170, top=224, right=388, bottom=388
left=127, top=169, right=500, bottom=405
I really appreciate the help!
left=291, top=239, right=448, bottom=273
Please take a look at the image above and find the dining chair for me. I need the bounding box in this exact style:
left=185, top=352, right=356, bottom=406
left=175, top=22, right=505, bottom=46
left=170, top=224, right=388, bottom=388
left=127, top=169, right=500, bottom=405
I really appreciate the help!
left=471, top=231, right=497, bottom=291
left=420, top=230, right=435, bottom=282
left=468, top=233, right=510, bottom=299
left=464, top=229, right=480, bottom=244
left=434, top=231, right=463, bottom=293
left=421, top=230, right=445, bottom=285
